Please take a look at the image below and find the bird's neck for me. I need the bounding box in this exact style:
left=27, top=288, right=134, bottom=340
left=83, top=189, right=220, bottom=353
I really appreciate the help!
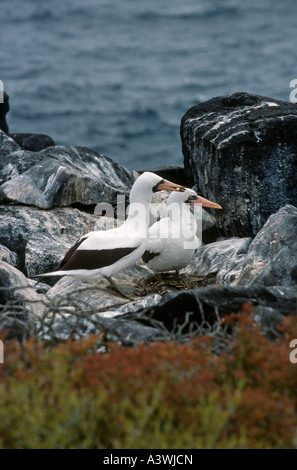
left=123, top=193, right=151, bottom=236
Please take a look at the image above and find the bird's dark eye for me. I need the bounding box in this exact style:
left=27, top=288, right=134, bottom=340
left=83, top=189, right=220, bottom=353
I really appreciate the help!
left=153, top=179, right=164, bottom=193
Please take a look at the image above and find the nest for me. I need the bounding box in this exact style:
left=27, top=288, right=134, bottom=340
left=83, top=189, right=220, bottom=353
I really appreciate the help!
left=132, top=273, right=218, bottom=297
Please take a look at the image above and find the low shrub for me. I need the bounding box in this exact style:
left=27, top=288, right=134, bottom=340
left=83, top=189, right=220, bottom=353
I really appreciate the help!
left=0, top=310, right=297, bottom=449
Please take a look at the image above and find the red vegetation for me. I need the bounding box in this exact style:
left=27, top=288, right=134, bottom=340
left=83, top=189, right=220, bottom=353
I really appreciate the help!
left=0, top=309, right=297, bottom=448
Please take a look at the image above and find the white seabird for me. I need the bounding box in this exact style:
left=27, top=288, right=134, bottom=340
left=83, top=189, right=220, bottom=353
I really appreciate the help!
left=142, top=189, right=222, bottom=275
left=34, top=172, right=185, bottom=298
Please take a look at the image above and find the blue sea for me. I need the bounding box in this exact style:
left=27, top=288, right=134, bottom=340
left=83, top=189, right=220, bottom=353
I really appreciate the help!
left=1, top=0, right=296, bottom=170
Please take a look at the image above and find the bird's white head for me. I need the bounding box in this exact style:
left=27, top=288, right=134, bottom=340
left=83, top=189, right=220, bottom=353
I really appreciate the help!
left=167, top=188, right=196, bottom=205
left=129, top=172, right=185, bottom=205
left=167, top=187, right=222, bottom=208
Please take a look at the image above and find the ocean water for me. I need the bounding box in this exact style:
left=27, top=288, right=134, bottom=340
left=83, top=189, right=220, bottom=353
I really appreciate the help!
left=1, top=0, right=296, bottom=170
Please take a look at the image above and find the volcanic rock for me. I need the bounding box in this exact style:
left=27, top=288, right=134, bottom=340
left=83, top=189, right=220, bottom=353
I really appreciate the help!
left=232, top=205, right=297, bottom=287
left=9, top=133, right=55, bottom=152
left=0, top=149, right=45, bottom=185
left=0, top=244, right=19, bottom=268
left=0, top=129, right=20, bottom=158
left=0, top=205, right=98, bottom=277
left=181, top=92, right=297, bottom=237
left=130, top=285, right=297, bottom=333
left=0, top=144, right=137, bottom=209
left=182, top=237, right=252, bottom=285
left=0, top=260, right=46, bottom=321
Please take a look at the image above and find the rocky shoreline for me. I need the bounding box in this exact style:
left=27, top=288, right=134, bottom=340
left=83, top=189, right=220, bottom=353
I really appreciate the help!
left=0, top=91, right=296, bottom=345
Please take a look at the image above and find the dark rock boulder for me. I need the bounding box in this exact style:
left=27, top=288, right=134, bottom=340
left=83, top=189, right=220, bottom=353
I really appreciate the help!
left=0, top=149, right=45, bottom=185
left=0, top=92, right=9, bottom=134
left=0, top=145, right=137, bottom=209
left=9, top=133, right=55, bottom=152
left=181, top=92, right=297, bottom=237
left=0, top=129, right=20, bottom=158
left=128, top=285, right=297, bottom=334
left=232, top=205, right=297, bottom=287
left=0, top=205, right=98, bottom=277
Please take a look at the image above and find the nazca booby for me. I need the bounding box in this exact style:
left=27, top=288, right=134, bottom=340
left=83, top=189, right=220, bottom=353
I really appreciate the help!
left=142, top=189, right=222, bottom=275
left=34, top=172, right=185, bottom=298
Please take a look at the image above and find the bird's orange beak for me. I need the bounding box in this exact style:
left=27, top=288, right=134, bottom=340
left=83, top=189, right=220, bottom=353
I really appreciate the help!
left=191, top=195, right=222, bottom=209
left=157, top=179, right=186, bottom=192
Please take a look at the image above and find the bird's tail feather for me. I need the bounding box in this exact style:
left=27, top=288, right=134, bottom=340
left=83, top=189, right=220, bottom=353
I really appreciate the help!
left=30, top=271, right=59, bottom=286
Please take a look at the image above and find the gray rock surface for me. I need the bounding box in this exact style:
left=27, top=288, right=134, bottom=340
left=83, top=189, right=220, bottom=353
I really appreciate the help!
left=182, top=237, right=252, bottom=285
left=45, top=277, right=129, bottom=313
left=35, top=309, right=164, bottom=345
left=34, top=273, right=164, bottom=344
left=0, top=205, right=98, bottom=277
left=45, top=264, right=153, bottom=311
left=232, top=205, right=297, bottom=287
left=0, top=149, right=45, bottom=185
left=0, top=145, right=137, bottom=209
left=181, top=92, right=297, bottom=237
left=0, top=260, right=46, bottom=320
left=113, top=293, right=163, bottom=314
left=0, top=129, right=20, bottom=157
left=0, top=244, right=19, bottom=267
